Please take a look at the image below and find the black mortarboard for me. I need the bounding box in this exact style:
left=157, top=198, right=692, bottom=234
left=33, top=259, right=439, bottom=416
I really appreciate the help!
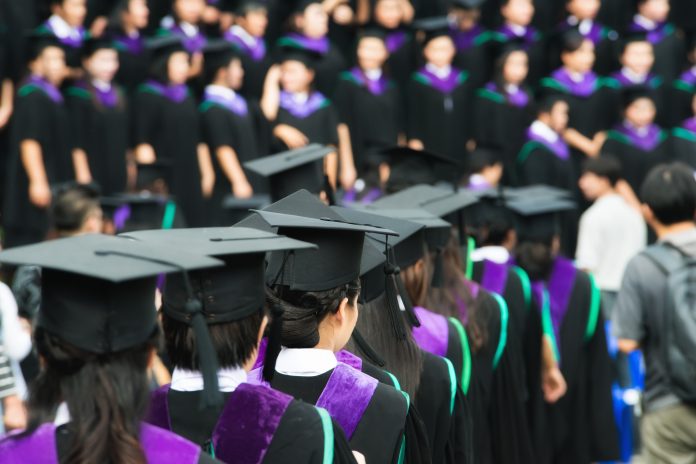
left=243, top=145, right=333, bottom=202
left=292, top=0, right=322, bottom=13
left=278, top=45, right=322, bottom=68
left=146, top=35, right=188, bottom=60
left=383, top=146, right=462, bottom=192
left=26, top=31, right=65, bottom=62
left=230, top=0, right=268, bottom=15
left=202, top=39, right=240, bottom=81
left=247, top=190, right=397, bottom=291
left=412, top=16, right=453, bottom=45
left=373, top=184, right=478, bottom=218
left=222, top=194, right=270, bottom=225
left=81, top=37, right=116, bottom=58
left=357, top=27, right=387, bottom=42
left=103, top=193, right=179, bottom=233
left=136, top=160, right=173, bottom=191
left=621, top=85, right=655, bottom=109
left=507, top=193, right=576, bottom=242
left=0, top=234, right=223, bottom=354
left=451, top=0, right=485, bottom=9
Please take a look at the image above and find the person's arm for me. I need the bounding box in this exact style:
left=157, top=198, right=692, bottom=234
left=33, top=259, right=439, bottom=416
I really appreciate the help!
left=20, top=140, right=51, bottom=208
left=575, top=213, right=600, bottom=274
left=72, top=148, right=92, bottom=184
left=260, top=65, right=281, bottom=121
left=337, top=123, right=357, bottom=190
left=0, top=78, right=14, bottom=129
left=617, top=339, right=639, bottom=352
left=614, top=180, right=642, bottom=213
left=612, top=258, right=646, bottom=353
left=563, top=129, right=606, bottom=158
left=198, top=143, right=216, bottom=198
left=134, top=144, right=157, bottom=164
left=541, top=336, right=567, bottom=403
left=216, top=146, right=253, bottom=198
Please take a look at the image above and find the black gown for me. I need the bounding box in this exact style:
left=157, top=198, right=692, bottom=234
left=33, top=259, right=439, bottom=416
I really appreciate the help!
left=271, top=367, right=410, bottom=464
left=3, top=78, right=73, bottom=248
left=600, top=123, right=671, bottom=198
left=199, top=91, right=270, bottom=225
left=66, top=81, right=128, bottom=195
left=407, top=66, right=472, bottom=170
left=474, top=83, right=534, bottom=184
left=224, top=28, right=273, bottom=100
left=111, top=30, right=151, bottom=94
left=164, top=389, right=356, bottom=464
left=132, top=81, right=206, bottom=227
left=451, top=25, right=494, bottom=91
left=670, top=119, right=696, bottom=169
left=516, top=129, right=576, bottom=191
left=668, top=68, right=696, bottom=128
left=603, top=70, right=667, bottom=127
left=272, top=91, right=339, bottom=152
left=334, top=68, right=402, bottom=175
left=382, top=27, right=419, bottom=103
left=529, top=257, right=619, bottom=464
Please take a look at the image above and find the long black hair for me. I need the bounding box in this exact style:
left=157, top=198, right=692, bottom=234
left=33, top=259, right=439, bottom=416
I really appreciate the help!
left=515, top=238, right=555, bottom=281
left=17, top=327, right=158, bottom=464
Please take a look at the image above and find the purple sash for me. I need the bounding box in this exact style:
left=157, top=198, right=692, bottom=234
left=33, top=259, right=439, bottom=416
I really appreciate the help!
left=316, top=363, right=378, bottom=439
left=481, top=259, right=509, bottom=296
left=225, top=30, right=266, bottom=61
left=0, top=422, right=199, bottom=464
left=531, top=257, right=577, bottom=347
left=411, top=306, right=449, bottom=357
left=385, top=30, right=407, bottom=53
left=683, top=117, right=696, bottom=134
left=281, top=33, right=329, bottom=55
left=628, top=21, right=672, bottom=44
left=203, top=88, right=248, bottom=116
left=550, top=68, right=599, bottom=97
left=336, top=350, right=363, bottom=370
left=525, top=126, right=570, bottom=160
left=615, top=123, right=664, bottom=151
left=25, top=76, right=63, bottom=104
left=143, top=79, right=189, bottom=103
left=147, top=383, right=292, bottom=463
left=348, top=67, right=389, bottom=95
left=453, top=24, right=485, bottom=50
left=414, top=67, right=466, bottom=94
left=455, top=279, right=480, bottom=322
left=279, top=91, right=328, bottom=119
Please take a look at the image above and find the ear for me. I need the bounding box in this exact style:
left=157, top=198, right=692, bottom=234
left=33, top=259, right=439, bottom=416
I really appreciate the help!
left=334, top=297, right=349, bottom=324
left=256, top=315, right=269, bottom=347
left=414, top=258, right=425, bottom=274
left=147, top=347, right=157, bottom=369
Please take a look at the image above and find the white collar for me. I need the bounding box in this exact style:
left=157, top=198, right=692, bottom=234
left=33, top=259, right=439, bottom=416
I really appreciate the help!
left=634, top=14, right=657, bottom=30
left=171, top=367, right=247, bottom=392
left=229, top=25, right=257, bottom=46
left=471, top=245, right=510, bottom=264
left=291, top=92, right=309, bottom=104
left=506, top=23, right=527, bottom=37
left=206, top=84, right=237, bottom=99
left=48, top=14, right=81, bottom=40
left=364, top=68, right=383, bottom=81
left=621, top=67, right=648, bottom=84
left=530, top=120, right=560, bottom=143
left=92, top=79, right=112, bottom=92
left=578, top=19, right=594, bottom=35
left=504, top=83, right=519, bottom=94
left=275, top=347, right=337, bottom=377
left=468, top=173, right=491, bottom=189
left=425, top=63, right=452, bottom=79
left=566, top=70, right=586, bottom=83
left=179, top=21, right=199, bottom=37
left=623, top=120, right=650, bottom=136
left=54, top=402, right=71, bottom=426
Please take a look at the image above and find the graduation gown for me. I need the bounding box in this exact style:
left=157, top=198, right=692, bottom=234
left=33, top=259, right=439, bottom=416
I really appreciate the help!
left=451, top=25, right=494, bottom=90
left=132, top=80, right=206, bottom=227
left=66, top=81, right=129, bottom=195
left=603, top=70, right=666, bottom=127
left=407, top=66, right=472, bottom=166
left=516, top=126, right=575, bottom=191
left=382, top=27, right=419, bottom=102
left=111, top=30, right=151, bottom=94
left=199, top=88, right=270, bottom=225
left=600, top=122, right=671, bottom=197
left=2, top=77, right=73, bottom=247
left=552, top=19, right=619, bottom=75
left=530, top=257, right=619, bottom=464
left=474, top=83, right=534, bottom=184
left=270, top=361, right=410, bottom=464
left=273, top=90, right=339, bottom=151
left=35, top=19, right=87, bottom=69
left=668, top=67, right=696, bottom=128
left=334, top=68, right=402, bottom=174
left=627, top=19, right=685, bottom=83
left=224, top=27, right=272, bottom=100
left=670, top=118, right=696, bottom=169
left=276, top=34, right=346, bottom=98
left=491, top=25, right=546, bottom=84
left=147, top=383, right=355, bottom=464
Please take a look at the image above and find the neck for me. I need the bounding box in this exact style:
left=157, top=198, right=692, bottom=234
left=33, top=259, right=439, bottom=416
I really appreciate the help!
left=596, top=187, right=616, bottom=199
left=655, top=221, right=696, bottom=239
left=123, top=22, right=138, bottom=36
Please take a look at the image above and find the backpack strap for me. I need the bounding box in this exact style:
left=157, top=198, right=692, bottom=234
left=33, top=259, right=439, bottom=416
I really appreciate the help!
left=642, top=243, right=688, bottom=275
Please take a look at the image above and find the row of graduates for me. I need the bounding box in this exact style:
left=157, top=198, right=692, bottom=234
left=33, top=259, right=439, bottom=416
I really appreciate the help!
left=0, top=176, right=620, bottom=464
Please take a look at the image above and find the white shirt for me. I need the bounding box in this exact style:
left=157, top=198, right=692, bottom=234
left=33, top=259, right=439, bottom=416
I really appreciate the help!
left=620, top=67, right=648, bottom=84
left=171, top=367, right=247, bottom=392
left=633, top=14, right=657, bottom=31
left=228, top=25, right=257, bottom=46
left=291, top=92, right=309, bottom=104
left=47, top=15, right=82, bottom=40
left=575, top=193, right=647, bottom=291
left=275, top=348, right=337, bottom=377
left=471, top=245, right=511, bottom=264
left=364, top=69, right=383, bottom=81
left=92, top=79, right=112, bottom=92
left=530, top=120, right=560, bottom=144
left=506, top=23, right=527, bottom=37
left=567, top=16, right=594, bottom=36
left=205, top=84, right=237, bottom=100
left=425, top=63, right=452, bottom=79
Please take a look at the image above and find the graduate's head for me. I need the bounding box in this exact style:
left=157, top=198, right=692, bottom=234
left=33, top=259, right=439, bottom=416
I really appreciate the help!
left=636, top=0, right=670, bottom=23
left=640, top=162, right=696, bottom=229
left=423, top=34, right=456, bottom=68
left=204, top=41, right=243, bottom=88
left=51, top=0, right=87, bottom=28
left=82, top=39, right=120, bottom=83
left=496, top=45, right=528, bottom=86
left=172, top=0, right=206, bottom=24
left=373, top=0, right=405, bottom=30
left=148, top=37, right=191, bottom=84
left=279, top=51, right=316, bottom=92
left=50, top=183, right=104, bottom=238
left=579, top=157, right=622, bottom=200
left=537, top=95, right=569, bottom=133
left=166, top=50, right=191, bottom=84
left=500, top=0, right=535, bottom=27
left=29, top=37, right=67, bottom=86
left=356, top=30, right=389, bottom=70
left=291, top=1, right=328, bottom=38
left=450, top=0, right=483, bottom=31
left=560, top=29, right=595, bottom=73
left=621, top=36, right=654, bottom=75
left=565, top=0, right=601, bottom=20
left=468, top=148, right=504, bottom=186
left=623, top=89, right=656, bottom=128
left=234, top=2, right=268, bottom=38
left=114, top=0, right=150, bottom=31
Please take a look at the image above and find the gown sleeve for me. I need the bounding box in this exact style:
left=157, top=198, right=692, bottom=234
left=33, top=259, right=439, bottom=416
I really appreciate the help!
left=517, top=146, right=554, bottom=186
left=132, top=90, right=162, bottom=147
left=402, top=403, right=434, bottom=464
left=330, top=417, right=361, bottom=464
left=200, top=106, right=235, bottom=152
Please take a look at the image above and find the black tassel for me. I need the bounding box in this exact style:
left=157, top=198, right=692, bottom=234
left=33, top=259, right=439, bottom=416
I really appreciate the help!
left=186, top=299, right=223, bottom=409
left=323, top=175, right=336, bottom=206
left=384, top=263, right=407, bottom=340
left=431, top=248, right=444, bottom=288
left=352, top=329, right=386, bottom=367
left=263, top=301, right=284, bottom=382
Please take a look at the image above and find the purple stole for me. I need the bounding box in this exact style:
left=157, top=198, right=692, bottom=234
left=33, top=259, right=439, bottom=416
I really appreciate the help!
left=682, top=117, right=696, bottom=134
left=143, top=79, right=189, bottom=103
left=24, top=76, right=63, bottom=104
left=347, top=67, right=389, bottom=95
left=495, top=24, right=538, bottom=44
left=484, top=82, right=529, bottom=107
left=279, top=91, right=328, bottom=118
left=73, top=80, right=119, bottom=108
left=411, top=306, right=449, bottom=357
left=628, top=20, right=673, bottom=45
left=41, top=21, right=85, bottom=48
left=452, top=24, right=485, bottom=51
left=614, top=122, right=664, bottom=151
left=525, top=126, right=570, bottom=160
left=113, top=34, right=144, bottom=55
left=315, top=363, right=378, bottom=439
left=610, top=69, right=657, bottom=88
left=147, top=383, right=293, bottom=463
left=481, top=260, right=509, bottom=296
left=166, top=24, right=207, bottom=53
left=280, top=33, right=329, bottom=55
left=385, top=29, right=408, bottom=53
left=549, top=68, right=599, bottom=97
left=455, top=280, right=480, bottom=323
left=224, top=30, right=266, bottom=61
left=203, top=88, right=248, bottom=116
left=414, top=67, right=467, bottom=94
left=0, top=422, right=200, bottom=464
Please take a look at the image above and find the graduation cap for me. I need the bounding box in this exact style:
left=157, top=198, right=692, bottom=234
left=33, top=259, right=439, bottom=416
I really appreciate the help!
left=243, top=144, right=333, bottom=202
left=81, top=36, right=117, bottom=58
left=451, top=0, right=485, bottom=9
left=246, top=189, right=397, bottom=292
left=412, top=16, right=453, bottom=45
left=507, top=190, right=576, bottom=242
left=277, top=45, right=323, bottom=68
left=136, top=160, right=172, bottom=191
left=202, top=39, right=240, bottom=82
left=0, top=234, right=223, bottom=354
left=621, top=85, right=655, bottom=109
left=292, top=0, right=322, bottom=13
left=230, top=0, right=268, bottom=15
left=25, top=30, right=66, bottom=62
left=383, top=146, right=462, bottom=193
left=373, top=184, right=478, bottom=218
left=146, top=35, right=188, bottom=60
left=222, top=194, right=270, bottom=225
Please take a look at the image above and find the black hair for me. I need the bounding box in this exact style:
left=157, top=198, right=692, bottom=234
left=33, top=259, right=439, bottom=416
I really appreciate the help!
left=620, top=36, right=652, bottom=54
left=162, top=309, right=265, bottom=370
left=269, top=279, right=361, bottom=348
left=493, top=44, right=527, bottom=90
left=49, top=183, right=101, bottom=235
left=536, top=94, right=566, bottom=117
left=515, top=240, right=555, bottom=281
left=640, top=162, right=696, bottom=225
left=15, top=327, right=158, bottom=464
left=478, top=205, right=516, bottom=246
left=582, top=157, right=622, bottom=187
left=346, top=293, right=423, bottom=398
left=560, top=29, right=587, bottom=54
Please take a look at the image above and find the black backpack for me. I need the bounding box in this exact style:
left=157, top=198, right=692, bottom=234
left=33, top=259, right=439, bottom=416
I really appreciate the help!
left=643, top=242, right=696, bottom=402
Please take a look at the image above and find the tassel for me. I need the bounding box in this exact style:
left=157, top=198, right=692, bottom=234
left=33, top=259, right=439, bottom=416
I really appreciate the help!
left=396, top=273, right=421, bottom=328
left=323, top=175, right=336, bottom=206
left=384, top=263, right=407, bottom=340
left=352, top=329, right=386, bottom=367
left=263, top=300, right=284, bottom=382
left=431, top=248, right=444, bottom=288
left=186, top=298, right=223, bottom=409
